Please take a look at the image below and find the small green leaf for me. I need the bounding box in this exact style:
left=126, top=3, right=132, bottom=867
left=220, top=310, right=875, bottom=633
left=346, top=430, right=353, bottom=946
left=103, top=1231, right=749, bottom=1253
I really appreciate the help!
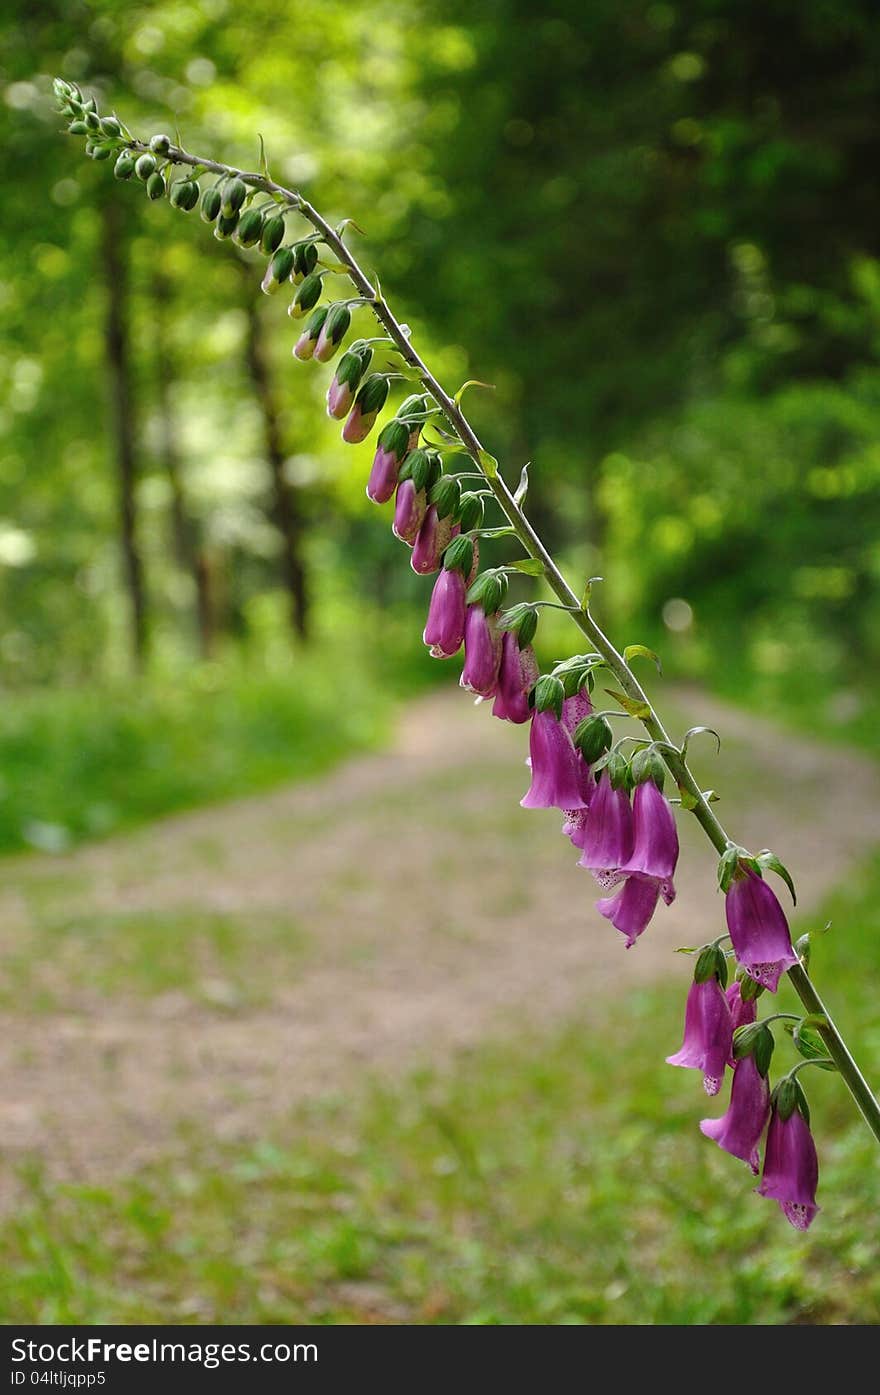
left=581, top=575, right=603, bottom=611
left=755, top=849, right=797, bottom=906
left=258, top=132, right=269, bottom=178
left=514, top=461, right=530, bottom=505
left=455, top=379, right=496, bottom=408
left=623, top=643, right=663, bottom=676
left=511, top=557, right=545, bottom=576
left=678, top=786, right=699, bottom=811
left=478, top=449, right=498, bottom=479
left=604, top=688, right=652, bottom=720
left=336, top=217, right=367, bottom=237
left=681, top=725, right=722, bottom=760
left=477, top=525, right=516, bottom=540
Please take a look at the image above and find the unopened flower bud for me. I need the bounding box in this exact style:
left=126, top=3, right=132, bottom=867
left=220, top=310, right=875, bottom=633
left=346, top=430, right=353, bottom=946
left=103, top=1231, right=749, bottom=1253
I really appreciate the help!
left=573, top=714, right=613, bottom=765
left=235, top=207, right=264, bottom=245
left=411, top=505, right=457, bottom=575
left=423, top=566, right=467, bottom=658
left=99, top=116, right=121, bottom=137
left=221, top=177, right=247, bottom=216
left=342, top=374, right=389, bottom=443
left=135, top=152, right=157, bottom=181
left=292, top=240, right=319, bottom=282
left=457, top=492, right=485, bottom=533
left=113, top=153, right=136, bottom=180
left=200, top=187, right=222, bottom=222
left=460, top=604, right=503, bottom=697
left=466, top=569, right=508, bottom=616
left=68, top=119, right=89, bottom=135
left=492, top=632, right=539, bottom=724
left=84, top=110, right=100, bottom=131
left=405, top=448, right=442, bottom=495
left=149, top=133, right=171, bottom=155
left=293, top=307, right=328, bottom=362
left=169, top=177, right=199, bottom=210
left=213, top=210, right=239, bottom=238
left=366, top=420, right=410, bottom=503
left=88, top=143, right=113, bottom=161
left=326, top=345, right=371, bottom=418
left=261, top=245, right=295, bottom=294
left=314, top=304, right=351, bottom=362
left=260, top=215, right=286, bottom=254
left=289, top=272, right=323, bottom=319
left=393, top=479, right=426, bottom=544
left=146, top=170, right=166, bottom=200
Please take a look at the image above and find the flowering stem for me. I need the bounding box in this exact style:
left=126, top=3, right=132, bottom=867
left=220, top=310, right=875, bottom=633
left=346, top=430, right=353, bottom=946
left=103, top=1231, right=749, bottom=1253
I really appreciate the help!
left=111, top=128, right=880, bottom=1149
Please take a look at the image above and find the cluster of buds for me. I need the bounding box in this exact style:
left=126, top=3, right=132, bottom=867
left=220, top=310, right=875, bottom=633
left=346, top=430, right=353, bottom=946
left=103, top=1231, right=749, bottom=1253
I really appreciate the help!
left=56, top=80, right=852, bottom=1232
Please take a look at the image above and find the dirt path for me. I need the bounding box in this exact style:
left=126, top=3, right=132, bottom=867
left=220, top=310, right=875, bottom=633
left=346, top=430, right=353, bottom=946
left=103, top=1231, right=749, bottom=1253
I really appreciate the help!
left=0, top=687, right=876, bottom=1196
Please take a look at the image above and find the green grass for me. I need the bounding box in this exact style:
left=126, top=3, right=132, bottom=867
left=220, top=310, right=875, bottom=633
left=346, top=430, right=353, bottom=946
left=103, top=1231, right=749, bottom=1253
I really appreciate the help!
left=0, top=625, right=435, bottom=857
left=3, top=853, right=878, bottom=1325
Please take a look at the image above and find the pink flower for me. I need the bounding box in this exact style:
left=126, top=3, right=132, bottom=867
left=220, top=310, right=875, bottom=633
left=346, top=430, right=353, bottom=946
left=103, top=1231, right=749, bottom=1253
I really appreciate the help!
left=700, top=1053, right=770, bottom=1174
left=521, top=711, right=590, bottom=811
left=597, top=873, right=662, bottom=949
left=725, top=868, right=798, bottom=993
left=392, top=480, right=426, bottom=545
left=757, top=1091, right=820, bottom=1230
left=666, top=976, right=734, bottom=1095
left=492, top=632, right=538, bottom=724
left=577, top=771, right=634, bottom=875
left=460, top=605, right=502, bottom=697
left=423, top=567, right=467, bottom=658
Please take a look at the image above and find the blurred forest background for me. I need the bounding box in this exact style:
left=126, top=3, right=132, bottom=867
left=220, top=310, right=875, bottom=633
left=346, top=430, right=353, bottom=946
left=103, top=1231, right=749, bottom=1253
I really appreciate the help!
left=2, top=0, right=880, bottom=849
left=2, top=0, right=880, bottom=1327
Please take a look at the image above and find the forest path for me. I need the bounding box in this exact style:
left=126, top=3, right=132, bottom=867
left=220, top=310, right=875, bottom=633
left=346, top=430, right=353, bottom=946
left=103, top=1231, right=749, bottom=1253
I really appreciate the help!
left=0, top=687, right=876, bottom=1198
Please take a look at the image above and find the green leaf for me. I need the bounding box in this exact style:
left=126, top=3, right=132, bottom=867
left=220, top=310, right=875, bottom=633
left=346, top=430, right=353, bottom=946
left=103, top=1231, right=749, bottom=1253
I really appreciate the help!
left=258, top=132, right=269, bottom=178
left=511, top=557, right=545, bottom=575
left=477, top=525, right=516, bottom=540
left=623, top=643, right=663, bottom=676
left=478, top=449, right=498, bottom=479
left=604, top=688, right=651, bottom=720
left=678, top=785, right=699, bottom=811
left=755, top=849, right=797, bottom=906
left=681, top=725, right=721, bottom=760
left=455, top=380, right=496, bottom=409
left=581, top=575, right=603, bottom=611
left=336, top=217, right=367, bottom=237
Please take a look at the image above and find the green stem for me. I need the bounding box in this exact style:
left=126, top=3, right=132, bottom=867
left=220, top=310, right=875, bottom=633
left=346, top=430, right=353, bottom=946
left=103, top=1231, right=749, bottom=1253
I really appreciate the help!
left=115, top=129, right=880, bottom=1149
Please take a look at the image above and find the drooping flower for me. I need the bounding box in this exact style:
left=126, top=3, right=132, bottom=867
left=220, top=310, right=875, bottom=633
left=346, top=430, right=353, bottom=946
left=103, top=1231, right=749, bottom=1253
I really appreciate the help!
left=700, top=1052, right=771, bottom=1174
left=596, top=873, right=661, bottom=949
left=757, top=1088, right=820, bottom=1230
left=577, top=771, right=634, bottom=872
left=327, top=344, right=372, bottom=420
left=313, top=303, right=351, bottom=362
left=392, top=479, right=426, bottom=544
left=423, top=568, right=467, bottom=658
left=619, top=775, right=679, bottom=897
left=725, top=868, right=799, bottom=993
left=666, top=975, right=733, bottom=1095
left=460, top=604, right=502, bottom=697
left=521, top=709, right=591, bottom=812
left=561, top=690, right=592, bottom=734
left=293, top=306, right=328, bottom=361
left=491, top=633, right=538, bottom=724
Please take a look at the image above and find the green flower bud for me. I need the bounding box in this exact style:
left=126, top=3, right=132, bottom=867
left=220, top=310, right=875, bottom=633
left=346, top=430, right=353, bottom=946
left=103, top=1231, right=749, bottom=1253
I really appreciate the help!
left=499, top=602, right=539, bottom=649
left=146, top=170, right=166, bottom=200
left=533, top=673, right=565, bottom=720
left=169, top=178, right=199, bottom=210
left=289, top=271, right=322, bottom=319
left=83, top=97, right=97, bottom=113
left=771, top=1074, right=806, bottom=1124
left=200, top=186, right=222, bottom=223
left=354, top=373, right=390, bottom=416
left=135, top=152, right=157, bottom=181
left=430, top=474, right=461, bottom=521
left=573, top=714, right=613, bottom=765
left=261, top=245, right=295, bottom=294
left=260, top=215, right=285, bottom=254
left=221, top=176, right=247, bottom=216
left=84, top=111, right=100, bottom=132
left=113, top=152, right=136, bottom=181
left=149, top=133, right=171, bottom=155
left=457, top=492, right=485, bottom=534
left=593, top=747, right=630, bottom=791
left=397, top=393, right=430, bottom=424
left=334, top=345, right=371, bottom=391
left=99, top=116, right=121, bottom=137
left=292, top=240, right=319, bottom=282
left=88, top=143, right=113, bottom=161
left=213, top=210, right=239, bottom=239
left=68, top=119, right=89, bottom=136
left=443, top=534, right=475, bottom=578
left=235, top=207, right=264, bottom=246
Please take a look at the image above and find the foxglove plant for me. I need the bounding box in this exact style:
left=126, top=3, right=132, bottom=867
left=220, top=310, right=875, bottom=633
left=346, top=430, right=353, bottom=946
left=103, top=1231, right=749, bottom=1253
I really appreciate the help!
left=55, top=79, right=880, bottom=1230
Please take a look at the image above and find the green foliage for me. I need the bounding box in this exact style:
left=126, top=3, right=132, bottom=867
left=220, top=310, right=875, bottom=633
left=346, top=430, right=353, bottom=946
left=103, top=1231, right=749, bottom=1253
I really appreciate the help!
left=2, top=853, right=879, bottom=1324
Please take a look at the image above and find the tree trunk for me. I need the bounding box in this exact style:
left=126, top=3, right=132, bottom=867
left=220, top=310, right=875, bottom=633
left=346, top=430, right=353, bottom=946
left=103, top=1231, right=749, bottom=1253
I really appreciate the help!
left=101, top=197, right=148, bottom=668
left=153, top=271, right=215, bottom=659
left=243, top=294, right=309, bottom=640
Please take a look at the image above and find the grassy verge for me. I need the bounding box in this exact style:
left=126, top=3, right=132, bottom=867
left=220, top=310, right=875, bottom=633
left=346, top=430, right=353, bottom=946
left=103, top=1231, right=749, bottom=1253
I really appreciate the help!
left=0, top=618, right=435, bottom=857
left=3, top=852, right=878, bottom=1325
